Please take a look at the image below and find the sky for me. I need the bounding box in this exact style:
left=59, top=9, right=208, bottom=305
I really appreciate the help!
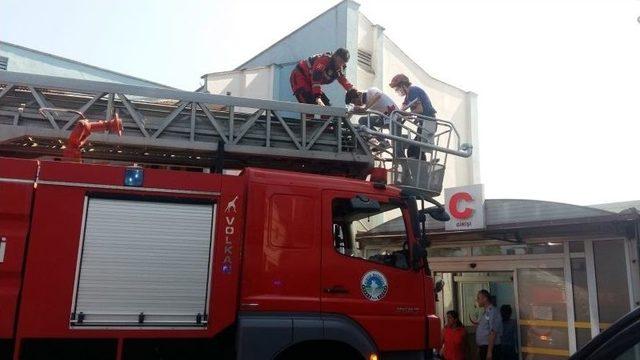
left=1, top=0, right=639, bottom=205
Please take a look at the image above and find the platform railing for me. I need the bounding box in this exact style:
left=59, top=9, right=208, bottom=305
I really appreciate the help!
left=355, top=109, right=473, bottom=197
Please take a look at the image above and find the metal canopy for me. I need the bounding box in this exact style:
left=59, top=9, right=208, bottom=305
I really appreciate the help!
left=0, top=71, right=372, bottom=176
left=360, top=199, right=640, bottom=238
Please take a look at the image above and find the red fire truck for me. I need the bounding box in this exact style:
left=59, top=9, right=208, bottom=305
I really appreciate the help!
left=0, top=72, right=472, bottom=360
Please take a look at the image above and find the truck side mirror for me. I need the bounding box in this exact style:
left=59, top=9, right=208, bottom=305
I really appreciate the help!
left=421, top=206, right=450, bottom=222
left=349, top=194, right=381, bottom=213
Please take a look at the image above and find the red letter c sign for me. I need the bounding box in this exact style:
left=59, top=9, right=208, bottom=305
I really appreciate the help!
left=449, top=192, right=474, bottom=219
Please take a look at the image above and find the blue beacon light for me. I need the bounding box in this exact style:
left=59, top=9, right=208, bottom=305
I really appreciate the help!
left=124, top=167, right=144, bottom=187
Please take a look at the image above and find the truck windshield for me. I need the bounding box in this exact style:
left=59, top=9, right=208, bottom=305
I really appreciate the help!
left=332, top=198, right=409, bottom=269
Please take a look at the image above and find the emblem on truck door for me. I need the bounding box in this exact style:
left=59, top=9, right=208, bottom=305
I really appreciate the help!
left=361, top=270, right=388, bottom=301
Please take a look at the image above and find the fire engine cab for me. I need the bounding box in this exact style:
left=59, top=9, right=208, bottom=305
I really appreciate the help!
left=0, top=72, right=472, bottom=360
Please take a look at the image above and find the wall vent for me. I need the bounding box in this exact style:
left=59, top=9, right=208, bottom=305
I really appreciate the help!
left=357, top=49, right=373, bottom=72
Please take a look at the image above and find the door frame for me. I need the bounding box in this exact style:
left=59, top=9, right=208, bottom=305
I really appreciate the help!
left=429, top=236, right=639, bottom=358
left=431, top=253, right=566, bottom=359
left=319, top=189, right=428, bottom=351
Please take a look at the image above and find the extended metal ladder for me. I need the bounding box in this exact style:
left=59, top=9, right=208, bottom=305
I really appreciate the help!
left=0, top=71, right=371, bottom=176
left=0, top=71, right=472, bottom=197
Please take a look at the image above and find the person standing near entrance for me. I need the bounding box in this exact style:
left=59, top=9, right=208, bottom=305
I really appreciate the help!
left=500, top=305, right=518, bottom=360
left=476, top=290, right=503, bottom=360
left=441, top=310, right=466, bottom=360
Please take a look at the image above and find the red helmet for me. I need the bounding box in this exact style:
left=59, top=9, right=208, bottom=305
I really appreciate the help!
left=389, top=74, right=411, bottom=88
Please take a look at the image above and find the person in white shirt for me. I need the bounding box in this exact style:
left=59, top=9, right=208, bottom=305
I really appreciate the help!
left=346, top=88, right=398, bottom=151
left=345, top=87, right=398, bottom=129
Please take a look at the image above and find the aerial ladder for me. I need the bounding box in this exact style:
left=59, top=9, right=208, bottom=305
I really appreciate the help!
left=0, top=71, right=472, bottom=200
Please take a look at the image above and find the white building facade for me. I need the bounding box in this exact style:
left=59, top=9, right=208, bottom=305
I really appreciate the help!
left=202, top=0, right=480, bottom=189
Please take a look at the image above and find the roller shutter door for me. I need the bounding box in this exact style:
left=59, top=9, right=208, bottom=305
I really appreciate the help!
left=71, top=197, right=215, bottom=326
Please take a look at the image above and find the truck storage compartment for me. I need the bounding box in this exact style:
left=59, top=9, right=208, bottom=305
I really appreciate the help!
left=70, top=196, right=215, bottom=327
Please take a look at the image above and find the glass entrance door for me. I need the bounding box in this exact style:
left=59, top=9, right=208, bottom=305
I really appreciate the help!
left=434, top=272, right=516, bottom=360
left=517, top=268, right=569, bottom=359
left=431, top=237, right=639, bottom=359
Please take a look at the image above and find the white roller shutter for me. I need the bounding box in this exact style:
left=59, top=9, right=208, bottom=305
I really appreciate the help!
left=71, top=197, right=215, bottom=327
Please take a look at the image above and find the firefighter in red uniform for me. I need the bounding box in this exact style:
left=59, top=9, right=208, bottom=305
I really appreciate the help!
left=290, top=48, right=354, bottom=106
